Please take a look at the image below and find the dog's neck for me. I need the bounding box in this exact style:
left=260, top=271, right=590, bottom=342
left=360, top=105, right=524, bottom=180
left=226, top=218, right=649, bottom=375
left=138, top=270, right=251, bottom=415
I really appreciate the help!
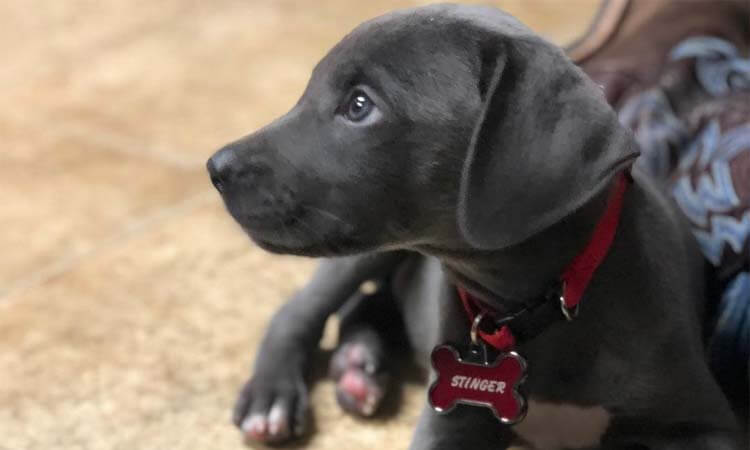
left=420, top=187, right=611, bottom=314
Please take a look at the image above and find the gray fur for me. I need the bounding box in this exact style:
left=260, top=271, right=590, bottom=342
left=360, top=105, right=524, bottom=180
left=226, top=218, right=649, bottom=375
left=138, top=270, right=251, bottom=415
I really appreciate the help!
left=207, top=4, right=743, bottom=448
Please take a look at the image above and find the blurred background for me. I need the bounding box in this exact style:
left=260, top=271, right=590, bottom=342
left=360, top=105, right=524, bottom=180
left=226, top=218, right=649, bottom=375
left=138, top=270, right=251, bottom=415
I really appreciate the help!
left=1, top=1, right=599, bottom=449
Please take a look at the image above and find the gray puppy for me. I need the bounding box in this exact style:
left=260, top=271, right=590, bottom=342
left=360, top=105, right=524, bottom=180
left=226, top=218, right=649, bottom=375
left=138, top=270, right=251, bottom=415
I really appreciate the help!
left=207, top=4, right=743, bottom=449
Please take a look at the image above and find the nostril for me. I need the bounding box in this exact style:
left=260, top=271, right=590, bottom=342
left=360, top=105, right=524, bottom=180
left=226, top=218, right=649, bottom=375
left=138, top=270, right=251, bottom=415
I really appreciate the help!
left=207, top=145, right=271, bottom=194
left=206, top=157, right=226, bottom=193
left=211, top=175, right=225, bottom=194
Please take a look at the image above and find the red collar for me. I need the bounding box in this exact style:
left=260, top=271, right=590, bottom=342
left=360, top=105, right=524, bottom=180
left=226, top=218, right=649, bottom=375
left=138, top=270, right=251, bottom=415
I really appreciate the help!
left=458, top=172, right=630, bottom=352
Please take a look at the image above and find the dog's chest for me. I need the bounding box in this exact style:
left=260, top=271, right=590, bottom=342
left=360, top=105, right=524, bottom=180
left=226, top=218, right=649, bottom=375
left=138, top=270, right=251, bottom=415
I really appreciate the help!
left=512, top=399, right=610, bottom=450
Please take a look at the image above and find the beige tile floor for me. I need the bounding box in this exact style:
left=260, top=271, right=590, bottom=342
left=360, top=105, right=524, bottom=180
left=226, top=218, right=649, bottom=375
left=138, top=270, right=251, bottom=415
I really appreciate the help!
left=1, top=1, right=599, bottom=449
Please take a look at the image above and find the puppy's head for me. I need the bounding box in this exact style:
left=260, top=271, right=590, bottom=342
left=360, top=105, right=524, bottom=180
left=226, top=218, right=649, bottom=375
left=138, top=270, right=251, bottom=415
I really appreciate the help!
left=207, top=4, right=637, bottom=256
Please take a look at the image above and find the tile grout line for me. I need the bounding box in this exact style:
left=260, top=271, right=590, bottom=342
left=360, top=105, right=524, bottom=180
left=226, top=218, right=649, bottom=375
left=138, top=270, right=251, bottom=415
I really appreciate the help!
left=61, top=121, right=210, bottom=170
left=0, top=102, right=212, bottom=171
left=0, top=103, right=215, bottom=307
left=0, top=189, right=217, bottom=307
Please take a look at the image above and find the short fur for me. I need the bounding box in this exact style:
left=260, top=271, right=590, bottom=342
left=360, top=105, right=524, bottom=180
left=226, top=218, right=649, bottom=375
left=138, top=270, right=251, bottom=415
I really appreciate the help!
left=207, top=4, right=743, bottom=449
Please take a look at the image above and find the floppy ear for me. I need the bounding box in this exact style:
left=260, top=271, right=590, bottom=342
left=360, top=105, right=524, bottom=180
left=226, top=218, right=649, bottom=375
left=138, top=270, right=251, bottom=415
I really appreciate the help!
left=458, top=37, right=639, bottom=249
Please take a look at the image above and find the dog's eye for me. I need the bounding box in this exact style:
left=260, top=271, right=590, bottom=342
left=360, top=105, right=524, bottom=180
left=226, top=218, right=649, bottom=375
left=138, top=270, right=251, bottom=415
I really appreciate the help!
left=344, top=90, right=374, bottom=122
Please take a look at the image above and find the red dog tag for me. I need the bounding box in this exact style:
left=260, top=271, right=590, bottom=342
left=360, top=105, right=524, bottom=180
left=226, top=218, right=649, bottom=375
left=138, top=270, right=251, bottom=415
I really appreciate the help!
left=428, top=344, right=527, bottom=424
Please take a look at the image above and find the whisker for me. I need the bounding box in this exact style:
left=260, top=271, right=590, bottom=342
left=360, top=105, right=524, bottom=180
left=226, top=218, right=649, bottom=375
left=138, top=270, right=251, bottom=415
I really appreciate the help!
left=300, top=205, right=351, bottom=228
left=275, top=150, right=304, bottom=174
left=294, top=215, right=326, bottom=241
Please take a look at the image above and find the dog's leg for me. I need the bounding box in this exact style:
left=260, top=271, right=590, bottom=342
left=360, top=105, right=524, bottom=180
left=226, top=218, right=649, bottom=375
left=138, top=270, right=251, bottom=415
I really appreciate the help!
left=329, top=284, right=408, bottom=417
left=233, top=251, right=406, bottom=444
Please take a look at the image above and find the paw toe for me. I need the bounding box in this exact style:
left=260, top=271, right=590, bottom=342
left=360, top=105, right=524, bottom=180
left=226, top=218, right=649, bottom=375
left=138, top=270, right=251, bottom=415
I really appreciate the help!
left=234, top=379, right=307, bottom=444
left=241, top=414, right=268, bottom=441
left=335, top=368, right=387, bottom=417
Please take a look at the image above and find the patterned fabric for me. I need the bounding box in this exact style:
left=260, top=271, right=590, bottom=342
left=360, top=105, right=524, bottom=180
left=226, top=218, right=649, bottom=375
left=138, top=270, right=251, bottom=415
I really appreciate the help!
left=616, top=36, right=750, bottom=402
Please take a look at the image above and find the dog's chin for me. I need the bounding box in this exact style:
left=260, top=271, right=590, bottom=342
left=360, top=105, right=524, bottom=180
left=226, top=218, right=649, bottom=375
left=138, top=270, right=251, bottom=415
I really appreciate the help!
left=229, top=203, right=383, bottom=257
left=243, top=226, right=374, bottom=258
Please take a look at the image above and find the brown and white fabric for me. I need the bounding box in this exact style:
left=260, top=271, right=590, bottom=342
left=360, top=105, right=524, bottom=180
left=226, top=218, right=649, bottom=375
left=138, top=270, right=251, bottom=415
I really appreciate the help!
left=568, top=0, right=750, bottom=409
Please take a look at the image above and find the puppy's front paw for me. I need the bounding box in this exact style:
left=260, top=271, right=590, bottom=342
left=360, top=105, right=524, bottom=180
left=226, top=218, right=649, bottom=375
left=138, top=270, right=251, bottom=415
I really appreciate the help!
left=232, top=370, right=308, bottom=445
left=329, top=339, right=389, bottom=417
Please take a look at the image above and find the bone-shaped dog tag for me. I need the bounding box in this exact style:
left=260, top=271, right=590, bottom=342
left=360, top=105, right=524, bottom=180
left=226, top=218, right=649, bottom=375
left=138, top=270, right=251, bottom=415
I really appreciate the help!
left=428, top=344, right=527, bottom=424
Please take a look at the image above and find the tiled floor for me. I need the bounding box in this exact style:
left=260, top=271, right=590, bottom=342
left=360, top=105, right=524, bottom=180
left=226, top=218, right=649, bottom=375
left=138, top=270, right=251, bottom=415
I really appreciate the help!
left=1, top=2, right=599, bottom=449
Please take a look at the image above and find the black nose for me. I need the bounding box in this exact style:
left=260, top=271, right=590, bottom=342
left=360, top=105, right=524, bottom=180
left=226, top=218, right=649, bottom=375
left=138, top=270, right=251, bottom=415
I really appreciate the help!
left=206, top=147, right=234, bottom=194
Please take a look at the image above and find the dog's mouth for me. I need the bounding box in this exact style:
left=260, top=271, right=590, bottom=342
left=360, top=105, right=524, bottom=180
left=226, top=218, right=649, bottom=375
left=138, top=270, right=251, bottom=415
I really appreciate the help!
left=248, top=230, right=368, bottom=257
left=250, top=235, right=334, bottom=256
left=239, top=211, right=300, bottom=232
left=235, top=207, right=367, bottom=257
